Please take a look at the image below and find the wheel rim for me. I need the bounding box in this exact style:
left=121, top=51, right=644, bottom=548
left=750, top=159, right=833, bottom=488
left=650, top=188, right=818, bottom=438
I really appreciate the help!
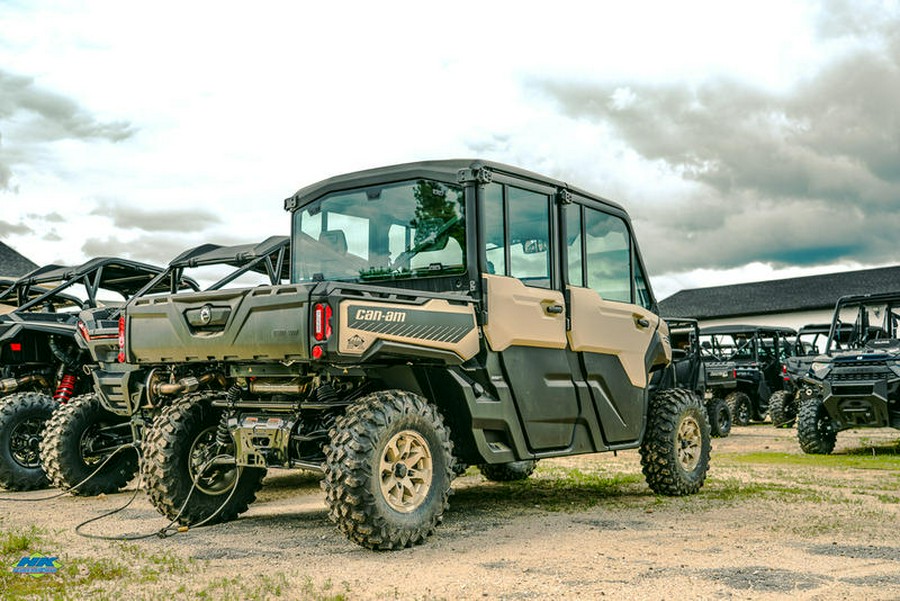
left=379, top=429, right=433, bottom=513
left=676, top=416, right=702, bottom=472
left=737, top=399, right=751, bottom=424
left=188, top=425, right=237, bottom=496
left=10, top=418, right=43, bottom=468
left=79, top=423, right=108, bottom=467
left=716, top=406, right=729, bottom=430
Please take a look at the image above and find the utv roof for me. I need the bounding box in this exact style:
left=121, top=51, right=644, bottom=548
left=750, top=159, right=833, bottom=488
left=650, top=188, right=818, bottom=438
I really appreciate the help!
left=797, top=323, right=835, bottom=335
left=132, top=236, right=290, bottom=299
left=663, top=317, right=699, bottom=330
left=834, top=291, right=900, bottom=306
left=0, top=257, right=175, bottom=307
left=700, top=324, right=797, bottom=336
left=284, top=159, right=628, bottom=214
left=168, top=236, right=289, bottom=275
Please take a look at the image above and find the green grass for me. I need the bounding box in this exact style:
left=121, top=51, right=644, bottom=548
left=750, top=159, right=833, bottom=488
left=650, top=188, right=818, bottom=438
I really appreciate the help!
left=455, top=465, right=646, bottom=512
left=193, top=574, right=347, bottom=601
left=0, top=525, right=347, bottom=600
left=715, top=450, right=900, bottom=472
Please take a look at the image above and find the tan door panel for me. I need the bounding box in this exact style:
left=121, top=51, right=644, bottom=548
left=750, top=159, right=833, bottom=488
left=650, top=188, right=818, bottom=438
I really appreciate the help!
left=483, top=274, right=566, bottom=352
left=567, top=286, right=659, bottom=388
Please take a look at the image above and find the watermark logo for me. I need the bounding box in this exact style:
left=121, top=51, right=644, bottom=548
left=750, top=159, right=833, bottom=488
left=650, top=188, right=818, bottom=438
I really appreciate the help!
left=12, top=553, right=60, bottom=576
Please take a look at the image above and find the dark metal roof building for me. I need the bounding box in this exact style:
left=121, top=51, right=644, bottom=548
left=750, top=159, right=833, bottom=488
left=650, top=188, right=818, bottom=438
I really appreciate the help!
left=0, top=241, right=38, bottom=277
left=658, top=265, right=900, bottom=320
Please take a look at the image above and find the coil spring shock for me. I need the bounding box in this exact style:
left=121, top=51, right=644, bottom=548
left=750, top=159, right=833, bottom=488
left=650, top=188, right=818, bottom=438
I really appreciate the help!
left=53, top=373, right=77, bottom=404
left=215, top=385, right=241, bottom=448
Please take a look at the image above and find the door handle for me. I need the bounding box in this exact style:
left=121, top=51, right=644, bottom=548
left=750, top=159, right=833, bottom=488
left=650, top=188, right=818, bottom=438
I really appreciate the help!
left=635, top=317, right=650, bottom=328
left=545, top=304, right=564, bottom=314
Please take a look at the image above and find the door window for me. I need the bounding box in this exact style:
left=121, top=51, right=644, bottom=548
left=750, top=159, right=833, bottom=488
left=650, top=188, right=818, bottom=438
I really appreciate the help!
left=483, top=183, right=551, bottom=289
left=583, top=207, right=631, bottom=303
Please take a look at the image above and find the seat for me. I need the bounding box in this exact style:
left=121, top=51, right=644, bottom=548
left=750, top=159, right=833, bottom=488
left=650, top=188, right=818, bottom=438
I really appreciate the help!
left=319, top=230, right=348, bottom=255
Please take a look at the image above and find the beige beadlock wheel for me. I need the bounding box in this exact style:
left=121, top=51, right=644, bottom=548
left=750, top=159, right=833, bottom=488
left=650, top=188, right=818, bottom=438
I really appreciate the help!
left=323, top=389, right=454, bottom=550
left=379, top=430, right=433, bottom=513
left=676, top=415, right=702, bottom=471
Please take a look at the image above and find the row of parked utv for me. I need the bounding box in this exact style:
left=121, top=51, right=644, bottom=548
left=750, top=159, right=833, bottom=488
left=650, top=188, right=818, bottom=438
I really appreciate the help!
left=663, top=300, right=900, bottom=456
left=1, top=160, right=895, bottom=551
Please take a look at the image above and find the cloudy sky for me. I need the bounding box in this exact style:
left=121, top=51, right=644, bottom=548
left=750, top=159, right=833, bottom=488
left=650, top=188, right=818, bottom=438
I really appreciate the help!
left=1, top=0, right=898, bottom=298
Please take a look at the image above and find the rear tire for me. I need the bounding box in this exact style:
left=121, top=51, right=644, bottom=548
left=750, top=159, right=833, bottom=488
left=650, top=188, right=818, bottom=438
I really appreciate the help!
left=706, top=397, right=732, bottom=438
left=797, top=395, right=837, bottom=455
left=641, top=389, right=710, bottom=496
left=142, top=392, right=266, bottom=525
left=323, top=389, right=453, bottom=550
left=478, top=460, right=537, bottom=482
left=725, top=391, right=752, bottom=426
left=40, top=394, right=138, bottom=496
left=768, top=390, right=796, bottom=428
left=0, top=392, right=55, bottom=491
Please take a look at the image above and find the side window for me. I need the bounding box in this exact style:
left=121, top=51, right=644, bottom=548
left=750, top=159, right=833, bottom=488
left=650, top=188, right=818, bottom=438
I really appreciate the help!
left=583, top=207, right=631, bottom=303
left=482, top=183, right=551, bottom=289
left=634, top=254, right=652, bottom=309
left=508, top=187, right=550, bottom=288
left=565, top=205, right=584, bottom=287
left=484, top=183, right=505, bottom=275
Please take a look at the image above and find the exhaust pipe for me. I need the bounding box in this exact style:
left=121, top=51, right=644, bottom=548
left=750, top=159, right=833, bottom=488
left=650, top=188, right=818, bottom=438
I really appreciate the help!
left=152, top=372, right=224, bottom=396
left=0, top=374, right=50, bottom=394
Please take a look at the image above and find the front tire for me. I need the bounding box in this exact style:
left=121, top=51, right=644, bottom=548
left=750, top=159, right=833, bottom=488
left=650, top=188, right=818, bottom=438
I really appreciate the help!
left=142, top=392, right=266, bottom=525
left=797, top=395, right=837, bottom=455
left=40, top=394, right=138, bottom=496
left=641, top=389, right=711, bottom=496
left=322, top=389, right=453, bottom=550
left=768, top=390, right=796, bottom=428
left=725, top=391, right=753, bottom=426
left=705, top=397, right=732, bottom=438
left=478, top=459, right=537, bottom=482
left=0, top=392, right=55, bottom=490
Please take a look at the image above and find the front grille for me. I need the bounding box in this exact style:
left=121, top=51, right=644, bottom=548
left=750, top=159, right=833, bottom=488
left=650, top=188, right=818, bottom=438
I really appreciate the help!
left=828, top=359, right=891, bottom=382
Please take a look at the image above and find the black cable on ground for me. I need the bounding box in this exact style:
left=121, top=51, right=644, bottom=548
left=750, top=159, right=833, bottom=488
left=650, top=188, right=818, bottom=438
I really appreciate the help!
left=74, top=453, right=244, bottom=541
left=0, top=443, right=139, bottom=502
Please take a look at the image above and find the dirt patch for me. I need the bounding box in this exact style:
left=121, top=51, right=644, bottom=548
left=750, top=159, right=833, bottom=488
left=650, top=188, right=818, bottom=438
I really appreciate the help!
left=2, top=426, right=899, bottom=600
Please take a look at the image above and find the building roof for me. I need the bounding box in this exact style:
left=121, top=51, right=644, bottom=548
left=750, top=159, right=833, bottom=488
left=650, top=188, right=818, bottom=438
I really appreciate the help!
left=658, top=265, right=900, bottom=320
left=0, top=241, right=38, bottom=277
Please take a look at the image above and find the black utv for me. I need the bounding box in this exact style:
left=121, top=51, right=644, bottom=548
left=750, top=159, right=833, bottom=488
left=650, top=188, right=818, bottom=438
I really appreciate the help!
left=39, top=237, right=289, bottom=496
left=0, top=258, right=184, bottom=490
left=699, top=325, right=796, bottom=426
left=797, top=292, right=900, bottom=454
left=654, top=318, right=733, bottom=437
left=770, top=323, right=853, bottom=428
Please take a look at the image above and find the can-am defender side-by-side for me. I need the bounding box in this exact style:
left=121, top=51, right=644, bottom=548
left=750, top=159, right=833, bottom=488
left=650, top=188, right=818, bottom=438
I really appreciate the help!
left=698, top=325, right=796, bottom=426
left=653, top=318, right=734, bottom=437
left=121, top=160, right=709, bottom=549
left=797, top=293, right=900, bottom=454
left=39, top=237, right=290, bottom=496
left=770, top=323, right=852, bottom=428
left=0, top=258, right=189, bottom=490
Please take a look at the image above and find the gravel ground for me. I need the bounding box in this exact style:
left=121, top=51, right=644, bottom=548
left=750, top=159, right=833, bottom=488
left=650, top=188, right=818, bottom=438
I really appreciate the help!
left=1, top=425, right=898, bottom=600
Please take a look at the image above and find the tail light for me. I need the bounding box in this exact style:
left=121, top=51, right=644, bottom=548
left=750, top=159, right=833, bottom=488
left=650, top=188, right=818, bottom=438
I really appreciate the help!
left=782, top=364, right=789, bottom=382
left=313, top=303, right=333, bottom=342
left=77, top=320, right=91, bottom=342
left=9, top=343, right=21, bottom=352
left=312, top=303, right=332, bottom=360
left=117, top=315, right=126, bottom=363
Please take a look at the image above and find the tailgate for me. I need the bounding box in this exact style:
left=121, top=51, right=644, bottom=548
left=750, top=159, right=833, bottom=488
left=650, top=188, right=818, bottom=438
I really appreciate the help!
left=126, top=284, right=311, bottom=363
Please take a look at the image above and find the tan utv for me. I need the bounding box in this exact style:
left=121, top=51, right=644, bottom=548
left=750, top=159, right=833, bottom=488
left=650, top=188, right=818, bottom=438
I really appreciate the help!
left=124, top=160, right=710, bottom=549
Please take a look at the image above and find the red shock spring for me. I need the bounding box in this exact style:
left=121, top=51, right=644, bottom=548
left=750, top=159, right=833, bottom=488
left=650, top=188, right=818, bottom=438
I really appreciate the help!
left=53, top=373, right=77, bottom=404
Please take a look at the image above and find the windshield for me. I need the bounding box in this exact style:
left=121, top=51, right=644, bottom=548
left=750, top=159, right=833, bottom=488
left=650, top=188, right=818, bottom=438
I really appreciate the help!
left=292, top=179, right=466, bottom=283
left=828, top=299, right=900, bottom=353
